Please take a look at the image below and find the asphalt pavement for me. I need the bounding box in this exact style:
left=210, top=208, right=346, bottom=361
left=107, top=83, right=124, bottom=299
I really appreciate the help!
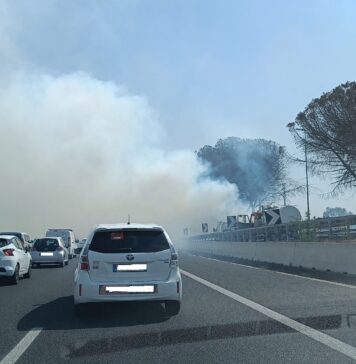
left=1, top=253, right=356, bottom=363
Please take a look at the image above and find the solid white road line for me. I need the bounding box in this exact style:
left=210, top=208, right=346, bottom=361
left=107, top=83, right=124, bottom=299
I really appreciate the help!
left=181, top=269, right=356, bottom=361
left=0, top=328, right=43, bottom=364
left=188, top=253, right=356, bottom=290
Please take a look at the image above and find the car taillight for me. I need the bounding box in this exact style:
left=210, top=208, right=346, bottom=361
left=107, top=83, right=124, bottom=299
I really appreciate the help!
left=56, top=246, right=63, bottom=252
left=31, top=246, right=37, bottom=251
left=80, top=256, right=90, bottom=271
left=3, top=249, right=14, bottom=256
left=170, top=252, right=178, bottom=268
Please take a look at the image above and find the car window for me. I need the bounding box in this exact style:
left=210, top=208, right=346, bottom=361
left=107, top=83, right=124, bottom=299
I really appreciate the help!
left=0, top=238, right=9, bottom=248
left=12, top=238, right=23, bottom=250
left=16, top=233, right=24, bottom=243
left=89, top=230, right=170, bottom=253
left=34, top=238, right=59, bottom=251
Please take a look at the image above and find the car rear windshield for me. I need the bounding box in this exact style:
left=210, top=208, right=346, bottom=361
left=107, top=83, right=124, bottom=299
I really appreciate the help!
left=89, top=230, right=170, bottom=253
left=0, top=238, right=9, bottom=248
left=34, top=238, right=59, bottom=251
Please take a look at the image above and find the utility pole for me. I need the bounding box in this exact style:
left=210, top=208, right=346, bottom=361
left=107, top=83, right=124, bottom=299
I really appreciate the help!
left=282, top=183, right=287, bottom=207
left=296, top=128, right=311, bottom=221
left=304, top=140, right=311, bottom=223
left=296, top=128, right=311, bottom=239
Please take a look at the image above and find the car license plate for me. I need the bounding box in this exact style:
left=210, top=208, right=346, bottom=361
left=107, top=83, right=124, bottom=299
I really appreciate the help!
left=40, top=252, right=53, bottom=257
left=99, top=285, right=156, bottom=295
left=113, top=264, right=147, bottom=272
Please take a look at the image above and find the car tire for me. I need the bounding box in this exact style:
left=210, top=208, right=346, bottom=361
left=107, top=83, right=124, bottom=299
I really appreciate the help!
left=69, top=254, right=73, bottom=259
left=65, top=260, right=69, bottom=266
left=165, top=301, right=181, bottom=316
left=10, top=265, right=20, bottom=285
left=24, top=264, right=31, bottom=279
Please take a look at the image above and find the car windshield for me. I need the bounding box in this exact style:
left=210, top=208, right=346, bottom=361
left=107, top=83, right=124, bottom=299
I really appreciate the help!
left=89, top=230, right=170, bottom=253
left=34, top=238, right=59, bottom=252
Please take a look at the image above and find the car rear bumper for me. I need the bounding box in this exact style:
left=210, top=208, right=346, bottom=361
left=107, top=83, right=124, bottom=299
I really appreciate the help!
left=31, top=252, right=66, bottom=264
left=74, top=269, right=182, bottom=304
left=0, top=259, right=16, bottom=276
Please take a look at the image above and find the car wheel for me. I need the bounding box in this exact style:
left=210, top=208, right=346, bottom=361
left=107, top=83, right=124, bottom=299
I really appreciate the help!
left=24, top=264, right=31, bottom=278
left=59, top=261, right=65, bottom=268
left=165, top=301, right=181, bottom=316
left=69, top=254, right=73, bottom=259
left=65, top=260, right=69, bottom=266
left=10, top=265, right=20, bottom=285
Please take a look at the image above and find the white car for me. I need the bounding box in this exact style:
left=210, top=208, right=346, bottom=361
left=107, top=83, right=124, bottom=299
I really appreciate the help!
left=74, top=224, right=182, bottom=316
left=0, top=235, right=32, bottom=284
left=31, top=237, right=69, bottom=267
left=0, top=231, right=32, bottom=250
left=74, top=238, right=87, bottom=255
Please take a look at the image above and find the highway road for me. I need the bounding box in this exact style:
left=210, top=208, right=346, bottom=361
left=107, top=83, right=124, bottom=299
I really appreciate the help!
left=2, top=252, right=356, bottom=363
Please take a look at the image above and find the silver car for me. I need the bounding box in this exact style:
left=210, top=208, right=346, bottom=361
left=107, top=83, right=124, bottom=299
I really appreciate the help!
left=31, top=237, right=69, bottom=267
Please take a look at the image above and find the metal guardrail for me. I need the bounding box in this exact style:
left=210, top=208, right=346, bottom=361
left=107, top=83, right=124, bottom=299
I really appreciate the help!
left=189, top=215, right=356, bottom=243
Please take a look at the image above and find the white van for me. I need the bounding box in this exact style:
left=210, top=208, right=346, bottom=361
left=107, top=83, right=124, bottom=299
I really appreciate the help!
left=45, top=229, right=76, bottom=258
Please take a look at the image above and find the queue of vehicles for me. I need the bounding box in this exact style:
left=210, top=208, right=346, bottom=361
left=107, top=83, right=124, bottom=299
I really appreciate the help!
left=0, top=229, right=76, bottom=284
left=0, top=224, right=182, bottom=317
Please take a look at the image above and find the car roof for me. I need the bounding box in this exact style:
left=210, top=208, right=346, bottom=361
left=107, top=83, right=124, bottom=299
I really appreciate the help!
left=0, top=235, right=17, bottom=240
left=47, top=229, right=73, bottom=231
left=94, top=223, right=164, bottom=231
left=36, top=237, right=61, bottom=240
left=0, top=231, right=26, bottom=235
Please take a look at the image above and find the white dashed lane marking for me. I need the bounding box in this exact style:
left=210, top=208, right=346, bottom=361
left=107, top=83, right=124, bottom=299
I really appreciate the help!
left=0, top=328, right=43, bottom=364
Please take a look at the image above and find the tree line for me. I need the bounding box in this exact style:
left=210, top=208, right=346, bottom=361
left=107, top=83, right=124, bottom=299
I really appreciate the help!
left=197, top=81, right=356, bottom=212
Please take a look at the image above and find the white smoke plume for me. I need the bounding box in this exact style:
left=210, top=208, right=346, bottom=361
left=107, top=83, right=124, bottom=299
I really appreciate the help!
left=0, top=71, right=238, bottom=238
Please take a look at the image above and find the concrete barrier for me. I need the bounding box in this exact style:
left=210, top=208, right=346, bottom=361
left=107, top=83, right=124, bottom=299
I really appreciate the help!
left=182, top=239, right=356, bottom=275
left=254, top=241, right=295, bottom=266
left=293, top=241, right=356, bottom=274
left=230, top=241, right=256, bottom=260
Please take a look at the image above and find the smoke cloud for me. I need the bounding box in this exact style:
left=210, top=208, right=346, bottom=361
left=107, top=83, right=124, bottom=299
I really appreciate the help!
left=0, top=71, right=238, bottom=238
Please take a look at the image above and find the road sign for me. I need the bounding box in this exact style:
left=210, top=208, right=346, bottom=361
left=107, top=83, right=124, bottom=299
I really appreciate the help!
left=202, top=223, right=209, bottom=233
left=265, top=209, right=281, bottom=225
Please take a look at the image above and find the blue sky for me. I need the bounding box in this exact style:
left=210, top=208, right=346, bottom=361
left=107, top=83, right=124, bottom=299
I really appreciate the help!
left=1, top=0, right=356, bottom=221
